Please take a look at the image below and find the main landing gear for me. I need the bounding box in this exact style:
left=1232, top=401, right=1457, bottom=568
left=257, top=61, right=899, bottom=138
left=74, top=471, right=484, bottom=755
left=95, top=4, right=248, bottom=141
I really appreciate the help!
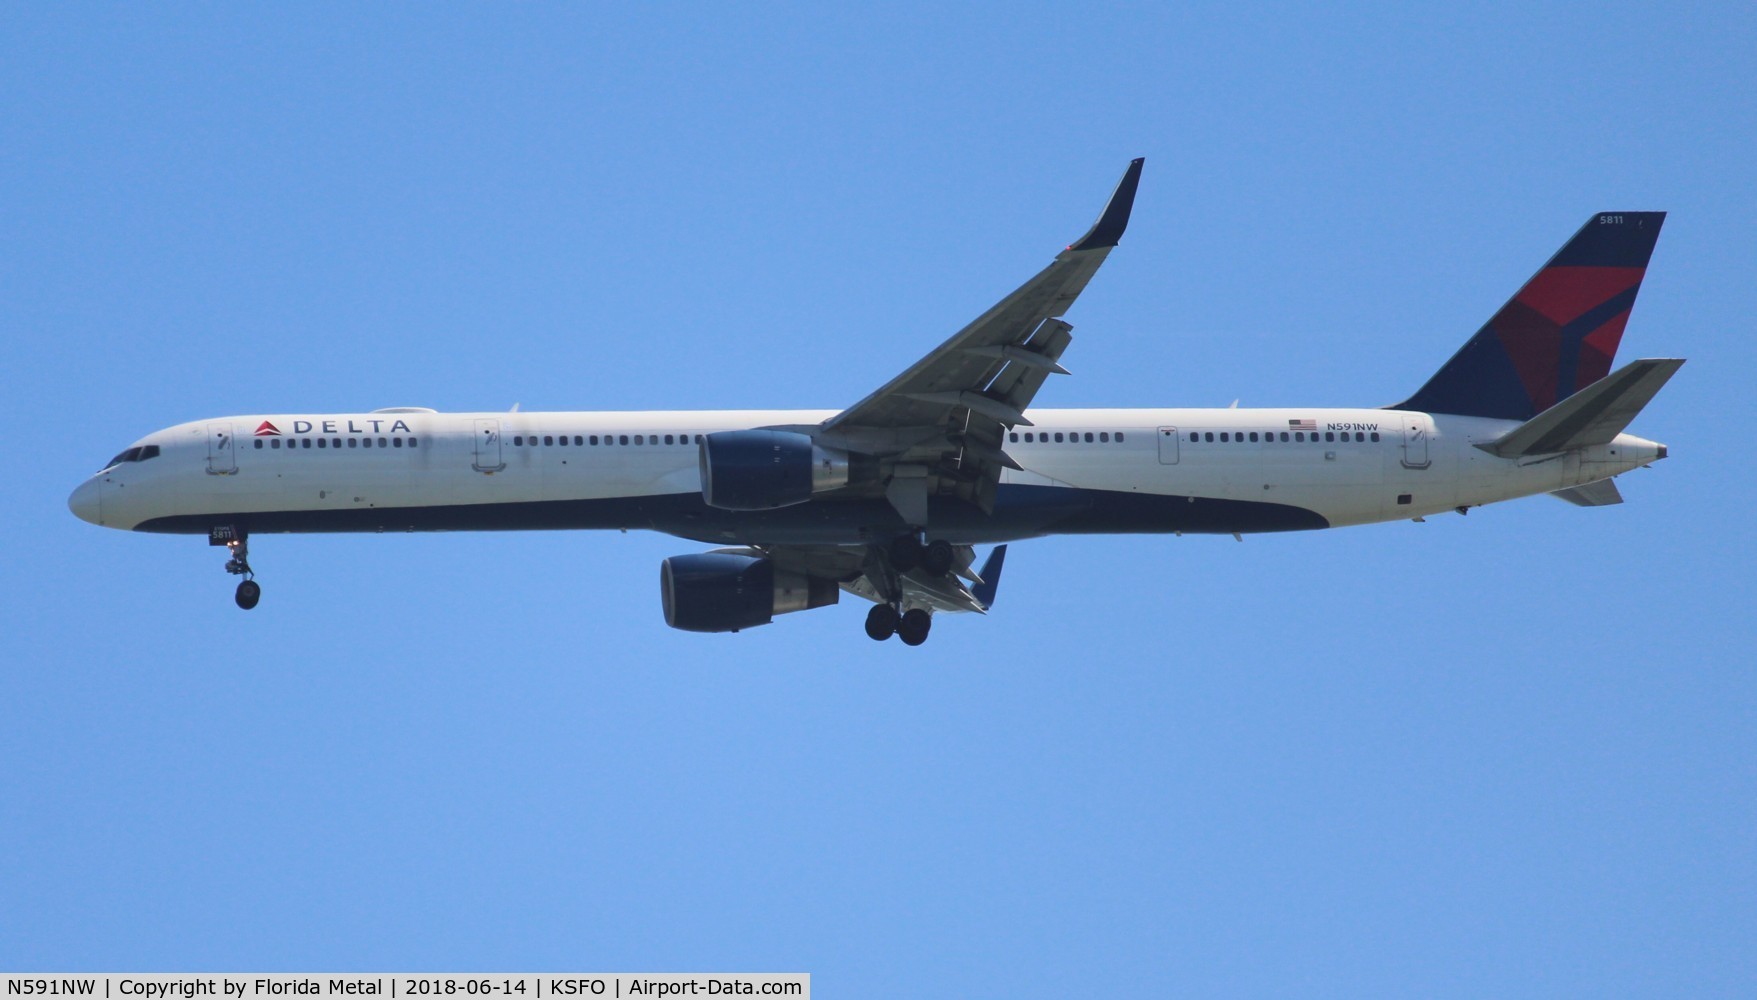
left=864, top=532, right=947, bottom=645
left=887, top=535, right=956, bottom=577
left=865, top=604, right=933, bottom=646
left=222, top=533, right=260, bottom=610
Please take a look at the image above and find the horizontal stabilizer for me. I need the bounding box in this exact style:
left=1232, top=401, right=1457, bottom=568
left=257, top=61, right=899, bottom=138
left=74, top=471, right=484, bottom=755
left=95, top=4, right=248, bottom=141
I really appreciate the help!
left=1486, top=358, right=1683, bottom=458
left=1550, top=479, right=1624, bottom=506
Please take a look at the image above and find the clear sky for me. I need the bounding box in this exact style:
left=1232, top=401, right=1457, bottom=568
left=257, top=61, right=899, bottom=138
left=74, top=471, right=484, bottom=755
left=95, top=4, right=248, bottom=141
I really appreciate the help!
left=3, top=3, right=1753, bottom=996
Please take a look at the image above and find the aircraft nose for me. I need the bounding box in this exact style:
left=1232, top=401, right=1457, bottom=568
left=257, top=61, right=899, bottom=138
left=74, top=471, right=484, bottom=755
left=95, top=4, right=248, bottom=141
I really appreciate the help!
left=69, top=478, right=103, bottom=525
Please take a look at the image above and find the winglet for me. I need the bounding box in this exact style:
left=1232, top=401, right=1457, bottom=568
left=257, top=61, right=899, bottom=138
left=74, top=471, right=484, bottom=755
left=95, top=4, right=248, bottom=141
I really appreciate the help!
left=971, top=545, right=1008, bottom=610
left=1067, top=158, right=1145, bottom=252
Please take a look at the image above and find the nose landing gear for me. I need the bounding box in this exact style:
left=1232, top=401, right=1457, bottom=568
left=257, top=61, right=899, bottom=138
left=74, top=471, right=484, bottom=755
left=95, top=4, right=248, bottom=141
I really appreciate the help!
left=216, top=529, right=260, bottom=610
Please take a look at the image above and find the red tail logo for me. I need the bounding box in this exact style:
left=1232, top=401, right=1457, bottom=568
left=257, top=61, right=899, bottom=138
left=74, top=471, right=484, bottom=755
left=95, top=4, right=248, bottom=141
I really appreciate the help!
left=254, top=421, right=282, bottom=436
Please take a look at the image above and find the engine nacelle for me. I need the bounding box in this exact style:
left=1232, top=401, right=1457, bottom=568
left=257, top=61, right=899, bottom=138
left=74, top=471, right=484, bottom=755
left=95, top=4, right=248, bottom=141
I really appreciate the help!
left=660, top=551, right=839, bottom=633
left=698, top=430, right=850, bottom=511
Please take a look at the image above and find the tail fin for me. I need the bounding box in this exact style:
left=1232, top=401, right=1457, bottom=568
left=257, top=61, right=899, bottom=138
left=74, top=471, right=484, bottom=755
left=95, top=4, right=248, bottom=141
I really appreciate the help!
left=1396, top=212, right=1665, bottom=421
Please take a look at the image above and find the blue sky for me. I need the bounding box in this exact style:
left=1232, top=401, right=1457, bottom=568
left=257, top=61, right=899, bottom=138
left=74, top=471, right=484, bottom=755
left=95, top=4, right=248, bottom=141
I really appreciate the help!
left=3, top=3, right=1753, bottom=995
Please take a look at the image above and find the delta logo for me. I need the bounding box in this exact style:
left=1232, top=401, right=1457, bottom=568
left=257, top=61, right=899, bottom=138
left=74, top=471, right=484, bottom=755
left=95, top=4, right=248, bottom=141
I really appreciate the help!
left=254, top=421, right=282, bottom=437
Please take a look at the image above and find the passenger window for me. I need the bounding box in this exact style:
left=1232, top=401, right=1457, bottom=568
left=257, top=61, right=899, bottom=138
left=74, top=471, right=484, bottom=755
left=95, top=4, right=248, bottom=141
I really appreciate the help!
left=348, top=438, right=358, bottom=448
left=1116, top=432, right=1124, bottom=443
left=1205, top=432, right=1215, bottom=442
left=1009, top=432, right=1019, bottom=443
left=317, top=438, right=327, bottom=448
left=254, top=440, right=263, bottom=449
left=410, top=437, right=419, bottom=447
left=513, top=436, right=523, bottom=446
left=1370, top=432, right=1381, bottom=442
left=271, top=439, right=281, bottom=449
left=1220, top=432, right=1229, bottom=442
left=393, top=438, right=403, bottom=448
left=378, top=437, right=387, bottom=447
left=573, top=436, right=583, bottom=445
left=1082, top=432, right=1092, bottom=443
left=1248, top=432, right=1257, bottom=442
left=541, top=435, right=550, bottom=446
left=1294, top=432, right=1304, bottom=442
left=619, top=435, right=629, bottom=445
left=635, top=434, right=645, bottom=445
left=1278, top=432, right=1288, bottom=442
left=1099, top=432, right=1109, bottom=443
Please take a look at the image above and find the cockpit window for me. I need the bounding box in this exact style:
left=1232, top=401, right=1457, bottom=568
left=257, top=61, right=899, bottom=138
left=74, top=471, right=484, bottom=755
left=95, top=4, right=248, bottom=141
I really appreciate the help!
left=100, top=444, right=160, bottom=471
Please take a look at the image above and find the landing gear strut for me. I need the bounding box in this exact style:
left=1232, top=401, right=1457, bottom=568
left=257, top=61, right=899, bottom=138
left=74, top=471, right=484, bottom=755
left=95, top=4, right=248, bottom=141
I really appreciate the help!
left=223, top=534, right=260, bottom=610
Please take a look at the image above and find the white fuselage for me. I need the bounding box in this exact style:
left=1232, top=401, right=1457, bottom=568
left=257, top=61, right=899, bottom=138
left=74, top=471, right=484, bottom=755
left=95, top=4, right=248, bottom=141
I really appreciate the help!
left=69, top=406, right=1664, bottom=544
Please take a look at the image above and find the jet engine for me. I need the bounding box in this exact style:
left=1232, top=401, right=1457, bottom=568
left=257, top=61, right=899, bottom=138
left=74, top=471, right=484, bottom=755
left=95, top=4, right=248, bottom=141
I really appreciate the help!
left=698, top=430, right=852, bottom=510
left=660, top=551, right=839, bottom=633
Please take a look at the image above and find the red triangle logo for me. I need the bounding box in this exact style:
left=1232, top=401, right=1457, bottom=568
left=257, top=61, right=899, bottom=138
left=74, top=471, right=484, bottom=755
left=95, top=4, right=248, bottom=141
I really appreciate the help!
left=254, top=421, right=281, bottom=436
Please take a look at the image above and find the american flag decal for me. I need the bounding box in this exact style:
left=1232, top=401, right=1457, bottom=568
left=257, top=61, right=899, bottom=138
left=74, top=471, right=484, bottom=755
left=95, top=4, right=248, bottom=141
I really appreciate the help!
left=1288, top=418, right=1316, bottom=432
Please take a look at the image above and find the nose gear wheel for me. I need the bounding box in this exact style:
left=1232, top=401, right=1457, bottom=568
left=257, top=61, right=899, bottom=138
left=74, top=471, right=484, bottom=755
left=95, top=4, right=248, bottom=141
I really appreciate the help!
left=222, top=534, right=261, bottom=610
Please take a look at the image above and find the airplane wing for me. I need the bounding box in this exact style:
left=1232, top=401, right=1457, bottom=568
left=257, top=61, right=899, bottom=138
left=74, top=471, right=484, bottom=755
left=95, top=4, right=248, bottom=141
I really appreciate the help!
left=818, top=158, right=1144, bottom=521
left=760, top=543, right=1008, bottom=614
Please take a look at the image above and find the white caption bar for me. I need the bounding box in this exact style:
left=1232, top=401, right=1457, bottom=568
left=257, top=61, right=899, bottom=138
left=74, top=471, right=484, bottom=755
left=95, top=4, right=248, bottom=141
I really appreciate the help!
left=3, top=977, right=807, bottom=1000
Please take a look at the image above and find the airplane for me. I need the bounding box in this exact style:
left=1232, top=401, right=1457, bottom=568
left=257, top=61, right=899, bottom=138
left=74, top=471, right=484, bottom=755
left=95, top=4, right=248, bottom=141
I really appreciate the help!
left=69, top=159, right=1681, bottom=646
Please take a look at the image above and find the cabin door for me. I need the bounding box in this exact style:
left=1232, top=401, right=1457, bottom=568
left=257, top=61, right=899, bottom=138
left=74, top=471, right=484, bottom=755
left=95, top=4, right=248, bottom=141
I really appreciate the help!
left=1157, top=426, right=1180, bottom=465
left=206, top=422, right=237, bottom=475
left=1401, top=417, right=1432, bottom=470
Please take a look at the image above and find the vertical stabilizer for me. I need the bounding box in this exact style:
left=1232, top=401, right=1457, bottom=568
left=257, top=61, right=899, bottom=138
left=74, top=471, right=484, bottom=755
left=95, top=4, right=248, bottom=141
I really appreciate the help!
left=1396, top=213, right=1665, bottom=421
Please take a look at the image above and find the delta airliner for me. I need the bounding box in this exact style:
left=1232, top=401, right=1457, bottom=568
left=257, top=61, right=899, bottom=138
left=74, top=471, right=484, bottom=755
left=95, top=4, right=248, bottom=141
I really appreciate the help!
left=69, top=159, right=1679, bottom=645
